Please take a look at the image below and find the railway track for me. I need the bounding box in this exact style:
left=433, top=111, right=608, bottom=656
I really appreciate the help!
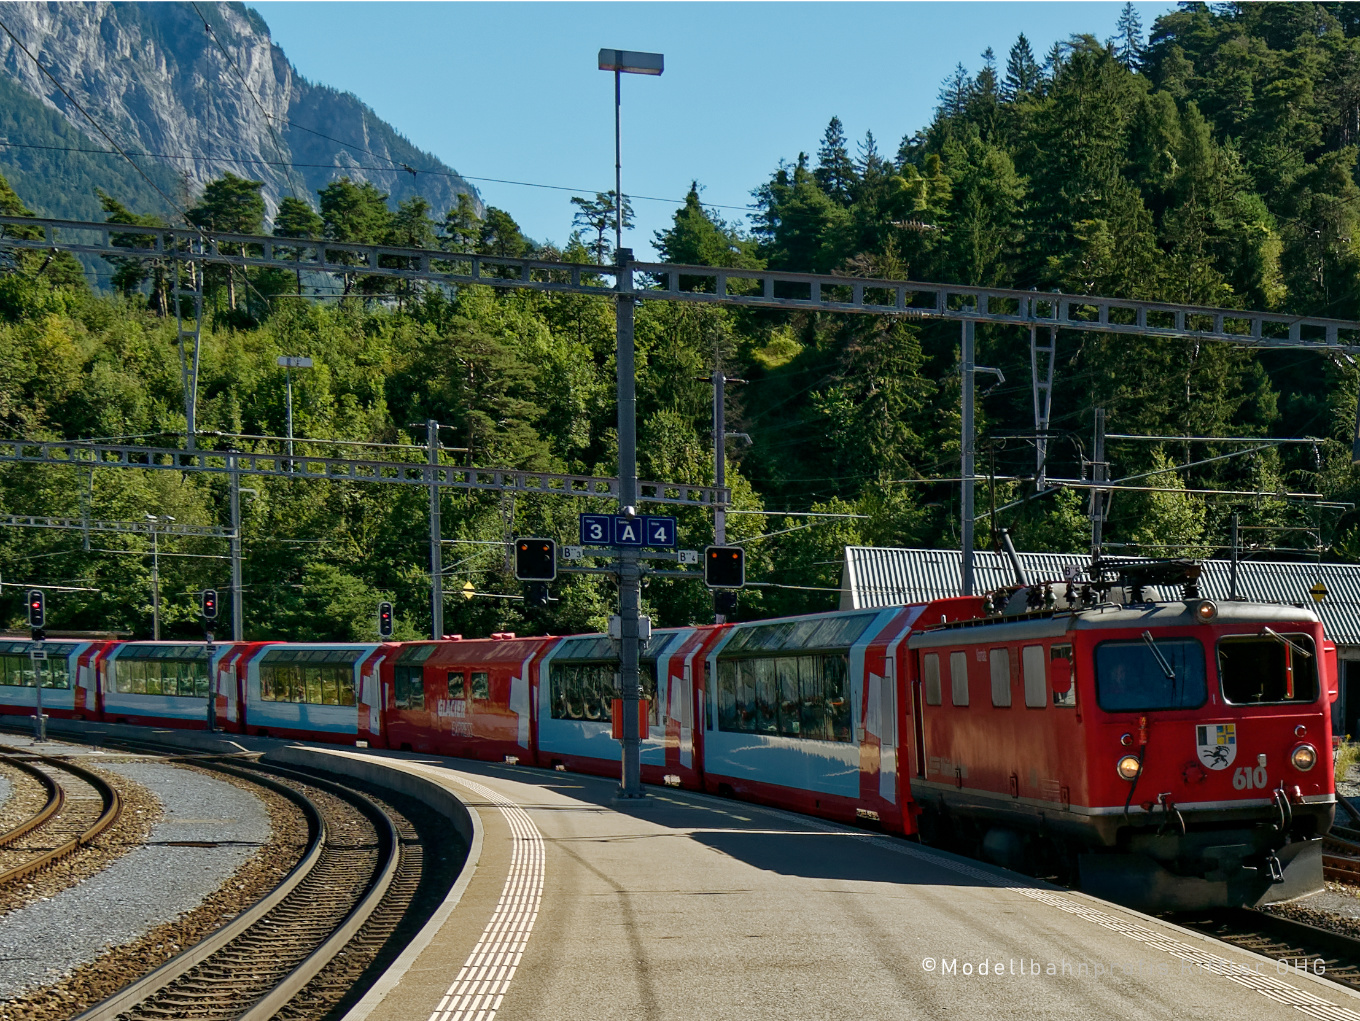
left=0, top=743, right=121, bottom=891
left=13, top=730, right=465, bottom=1021
left=1179, top=908, right=1360, bottom=988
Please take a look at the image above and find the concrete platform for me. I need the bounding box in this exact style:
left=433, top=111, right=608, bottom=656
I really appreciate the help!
left=20, top=720, right=1360, bottom=1020
left=323, top=753, right=1360, bottom=1021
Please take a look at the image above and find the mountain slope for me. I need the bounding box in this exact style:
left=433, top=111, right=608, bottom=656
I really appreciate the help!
left=0, top=1, right=477, bottom=224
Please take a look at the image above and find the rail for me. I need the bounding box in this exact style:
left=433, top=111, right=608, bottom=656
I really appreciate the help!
left=0, top=746, right=121, bottom=889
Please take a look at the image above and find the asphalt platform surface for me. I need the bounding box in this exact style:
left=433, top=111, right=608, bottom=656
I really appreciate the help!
left=331, top=751, right=1360, bottom=1021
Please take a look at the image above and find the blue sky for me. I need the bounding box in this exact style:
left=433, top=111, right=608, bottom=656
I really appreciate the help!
left=252, top=1, right=1173, bottom=260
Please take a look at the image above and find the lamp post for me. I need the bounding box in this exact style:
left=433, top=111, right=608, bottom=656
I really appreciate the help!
left=145, top=513, right=175, bottom=640
left=598, top=49, right=663, bottom=255
left=277, top=355, right=313, bottom=470
left=598, top=47, right=663, bottom=799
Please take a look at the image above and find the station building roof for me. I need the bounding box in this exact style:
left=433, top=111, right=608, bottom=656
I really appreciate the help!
left=838, top=546, right=1360, bottom=648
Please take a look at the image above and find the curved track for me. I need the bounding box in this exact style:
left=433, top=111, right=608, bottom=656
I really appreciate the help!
left=0, top=744, right=121, bottom=891
left=73, top=758, right=398, bottom=1021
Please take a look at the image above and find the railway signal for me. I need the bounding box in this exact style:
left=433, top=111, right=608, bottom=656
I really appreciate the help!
left=200, top=589, right=218, bottom=620
left=514, top=538, right=557, bottom=581
left=704, top=546, right=745, bottom=589
left=378, top=601, right=394, bottom=638
left=26, top=589, right=44, bottom=631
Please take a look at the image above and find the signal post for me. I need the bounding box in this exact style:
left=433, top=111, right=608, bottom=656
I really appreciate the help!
left=26, top=590, right=45, bottom=741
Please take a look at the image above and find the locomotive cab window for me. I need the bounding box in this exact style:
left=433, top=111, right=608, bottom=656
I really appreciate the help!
left=447, top=671, right=466, bottom=699
left=1021, top=645, right=1046, bottom=708
left=949, top=651, right=969, bottom=707
left=1218, top=633, right=1318, bottom=705
left=922, top=653, right=942, bottom=706
left=1095, top=638, right=1206, bottom=712
left=989, top=649, right=1011, bottom=707
left=471, top=671, right=490, bottom=701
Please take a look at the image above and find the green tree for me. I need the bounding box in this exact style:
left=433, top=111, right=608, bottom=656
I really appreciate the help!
left=97, top=189, right=169, bottom=314
left=653, top=184, right=762, bottom=270
left=318, top=177, right=393, bottom=293
left=188, top=172, right=267, bottom=310
left=272, top=195, right=324, bottom=295
left=570, top=191, right=634, bottom=264
left=814, top=116, right=857, bottom=205
left=442, top=193, right=482, bottom=252
left=1003, top=34, right=1043, bottom=100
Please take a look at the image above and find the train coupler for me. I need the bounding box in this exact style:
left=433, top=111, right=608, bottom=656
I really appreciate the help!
left=1266, top=854, right=1285, bottom=883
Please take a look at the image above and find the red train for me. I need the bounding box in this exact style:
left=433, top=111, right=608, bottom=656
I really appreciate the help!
left=0, top=561, right=1336, bottom=912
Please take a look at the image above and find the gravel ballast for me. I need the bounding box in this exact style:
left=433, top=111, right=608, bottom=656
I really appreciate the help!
left=0, top=760, right=270, bottom=998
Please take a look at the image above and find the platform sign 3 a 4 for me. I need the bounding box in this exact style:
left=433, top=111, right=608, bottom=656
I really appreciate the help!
left=578, top=513, right=678, bottom=548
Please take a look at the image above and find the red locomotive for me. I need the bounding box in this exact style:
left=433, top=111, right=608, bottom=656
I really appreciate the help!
left=0, top=559, right=1334, bottom=912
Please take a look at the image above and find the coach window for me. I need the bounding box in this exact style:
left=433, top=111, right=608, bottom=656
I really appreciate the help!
left=1022, top=646, right=1047, bottom=708
left=1218, top=633, right=1318, bottom=705
left=990, top=649, right=1012, bottom=707
left=447, top=671, right=466, bottom=699
left=0, top=644, right=70, bottom=689
left=923, top=653, right=942, bottom=706
left=949, top=651, right=969, bottom=707
left=471, top=671, right=490, bottom=701
left=1095, top=638, right=1206, bottom=712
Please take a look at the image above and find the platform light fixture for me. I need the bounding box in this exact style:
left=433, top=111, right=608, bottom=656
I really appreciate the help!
left=597, top=48, right=663, bottom=255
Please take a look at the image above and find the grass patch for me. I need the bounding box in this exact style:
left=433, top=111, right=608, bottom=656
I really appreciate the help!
left=1336, top=739, right=1360, bottom=787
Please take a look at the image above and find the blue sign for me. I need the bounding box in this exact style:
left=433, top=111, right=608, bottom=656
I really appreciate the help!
left=578, top=513, right=679, bottom=548
left=613, top=515, right=645, bottom=546
left=643, top=515, right=677, bottom=547
left=579, top=514, right=613, bottom=545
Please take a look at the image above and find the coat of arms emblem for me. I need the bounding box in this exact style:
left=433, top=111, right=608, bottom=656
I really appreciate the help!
left=1196, top=723, right=1237, bottom=770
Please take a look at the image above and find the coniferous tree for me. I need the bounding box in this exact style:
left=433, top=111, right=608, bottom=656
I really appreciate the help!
left=97, top=188, right=169, bottom=313
left=1003, top=34, right=1043, bottom=100
left=187, top=172, right=266, bottom=309
left=654, top=183, right=762, bottom=269
left=570, top=191, right=634, bottom=264
left=1115, top=1, right=1145, bottom=71
left=272, top=196, right=323, bottom=295
left=442, top=193, right=482, bottom=253
left=938, top=63, right=972, bottom=116
left=815, top=117, right=857, bottom=205
left=318, top=177, right=393, bottom=293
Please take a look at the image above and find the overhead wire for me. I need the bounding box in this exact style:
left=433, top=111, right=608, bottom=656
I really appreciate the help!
left=0, top=140, right=757, bottom=213
left=189, top=1, right=307, bottom=202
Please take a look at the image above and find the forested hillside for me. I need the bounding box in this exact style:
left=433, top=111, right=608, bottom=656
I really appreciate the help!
left=2, top=2, right=1360, bottom=641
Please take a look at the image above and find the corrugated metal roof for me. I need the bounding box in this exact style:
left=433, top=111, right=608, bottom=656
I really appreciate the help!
left=840, top=546, right=1360, bottom=646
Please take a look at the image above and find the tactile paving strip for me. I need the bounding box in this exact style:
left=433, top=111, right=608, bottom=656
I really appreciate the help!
left=426, top=775, right=544, bottom=1021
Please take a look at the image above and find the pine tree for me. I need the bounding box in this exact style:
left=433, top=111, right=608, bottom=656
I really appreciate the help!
left=814, top=116, right=857, bottom=205
left=938, top=63, right=972, bottom=117
left=1115, top=1, right=1145, bottom=71
left=187, top=172, right=266, bottom=310
left=570, top=191, right=634, bottom=264
left=1003, top=34, right=1043, bottom=100
left=653, top=183, right=762, bottom=269
left=856, top=131, right=885, bottom=180
left=318, top=177, right=394, bottom=293
left=441, top=193, right=482, bottom=253
left=97, top=188, right=169, bottom=313
left=272, top=196, right=323, bottom=295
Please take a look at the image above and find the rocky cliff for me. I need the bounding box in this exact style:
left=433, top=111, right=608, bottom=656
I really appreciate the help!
left=0, top=1, right=477, bottom=223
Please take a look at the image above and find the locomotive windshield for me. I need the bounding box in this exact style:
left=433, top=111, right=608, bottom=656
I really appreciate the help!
left=1217, top=633, right=1318, bottom=705
left=1095, top=638, right=1206, bottom=712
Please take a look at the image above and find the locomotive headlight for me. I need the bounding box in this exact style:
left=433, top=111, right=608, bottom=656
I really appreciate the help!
left=1116, top=754, right=1142, bottom=781
left=1291, top=743, right=1318, bottom=772
left=1194, top=600, right=1218, bottom=622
